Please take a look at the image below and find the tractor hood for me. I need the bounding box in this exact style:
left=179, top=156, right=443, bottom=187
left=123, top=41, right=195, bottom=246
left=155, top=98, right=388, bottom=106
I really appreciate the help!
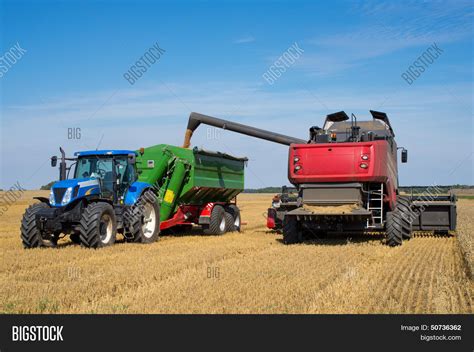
left=50, top=178, right=100, bottom=207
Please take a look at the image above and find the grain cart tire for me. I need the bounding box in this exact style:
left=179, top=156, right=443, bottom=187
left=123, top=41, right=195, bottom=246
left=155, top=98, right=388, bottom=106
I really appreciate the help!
left=205, top=204, right=226, bottom=235
left=78, top=202, right=117, bottom=248
left=386, top=211, right=403, bottom=246
left=283, top=215, right=303, bottom=244
left=225, top=205, right=241, bottom=232
left=397, top=196, right=414, bottom=240
left=125, top=190, right=160, bottom=243
left=21, top=203, right=50, bottom=248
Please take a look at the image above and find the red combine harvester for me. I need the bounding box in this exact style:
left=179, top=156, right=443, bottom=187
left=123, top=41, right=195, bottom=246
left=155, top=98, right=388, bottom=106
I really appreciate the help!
left=183, top=111, right=457, bottom=246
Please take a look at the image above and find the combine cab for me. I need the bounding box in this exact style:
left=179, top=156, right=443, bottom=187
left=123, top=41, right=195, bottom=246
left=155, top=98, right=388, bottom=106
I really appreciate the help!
left=182, top=111, right=457, bottom=246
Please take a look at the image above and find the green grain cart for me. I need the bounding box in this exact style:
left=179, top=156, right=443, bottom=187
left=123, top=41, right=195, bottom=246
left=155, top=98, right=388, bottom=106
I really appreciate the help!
left=21, top=144, right=247, bottom=248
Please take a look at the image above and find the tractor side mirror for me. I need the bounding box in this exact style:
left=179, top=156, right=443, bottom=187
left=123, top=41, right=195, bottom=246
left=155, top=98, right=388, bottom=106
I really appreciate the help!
left=401, top=149, right=408, bottom=163
left=51, top=156, right=58, bottom=167
left=128, top=153, right=136, bottom=165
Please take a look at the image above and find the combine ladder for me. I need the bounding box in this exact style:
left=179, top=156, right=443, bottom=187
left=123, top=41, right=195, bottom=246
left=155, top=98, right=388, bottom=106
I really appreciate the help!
left=366, top=183, right=384, bottom=228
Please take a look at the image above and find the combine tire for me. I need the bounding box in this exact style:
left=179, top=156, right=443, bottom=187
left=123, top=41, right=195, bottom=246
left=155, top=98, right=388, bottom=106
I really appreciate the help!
left=225, top=204, right=241, bottom=232
left=283, top=215, right=302, bottom=244
left=78, top=203, right=117, bottom=248
left=385, top=211, right=403, bottom=246
left=21, top=203, right=50, bottom=248
left=397, top=196, right=414, bottom=240
left=124, top=190, right=160, bottom=243
left=205, top=204, right=227, bottom=235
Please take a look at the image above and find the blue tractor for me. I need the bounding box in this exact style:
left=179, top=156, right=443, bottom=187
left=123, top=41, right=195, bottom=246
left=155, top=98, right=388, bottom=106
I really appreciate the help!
left=20, top=148, right=160, bottom=248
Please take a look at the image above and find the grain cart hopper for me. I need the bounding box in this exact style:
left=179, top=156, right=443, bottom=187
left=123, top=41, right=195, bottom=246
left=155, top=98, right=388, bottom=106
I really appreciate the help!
left=21, top=144, right=246, bottom=248
left=183, top=111, right=457, bottom=246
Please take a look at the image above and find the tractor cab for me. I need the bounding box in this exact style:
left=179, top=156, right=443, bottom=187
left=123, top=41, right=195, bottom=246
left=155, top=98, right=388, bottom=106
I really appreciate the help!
left=49, top=149, right=137, bottom=207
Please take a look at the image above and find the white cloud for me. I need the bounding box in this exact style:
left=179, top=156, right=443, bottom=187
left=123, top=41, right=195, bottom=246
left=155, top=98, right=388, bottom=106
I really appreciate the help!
left=234, top=35, right=255, bottom=44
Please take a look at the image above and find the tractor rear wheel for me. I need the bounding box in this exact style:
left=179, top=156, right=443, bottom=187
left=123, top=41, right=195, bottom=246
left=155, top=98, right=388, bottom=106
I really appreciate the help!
left=385, top=211, right=403, bottom=246
left=397, top=196, right=414, bottom=240
left=225, top=204, right=241, bottom=232
left=21, top=203, right=50, bottom=248
left=125, top=190, right=160, bottom=243
left=205, top=205, right=227, bottom=235
left=283, top=215, right=303, bottom=244
left=78, top=202, right=117, bottom=248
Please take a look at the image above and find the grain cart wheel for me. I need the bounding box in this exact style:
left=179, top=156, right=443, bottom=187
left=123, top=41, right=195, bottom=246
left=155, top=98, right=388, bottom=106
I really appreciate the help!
left=21, top=203, right=50, bottom=248
left=78, top=202, right=117, bottom=248
left=125, top=190, right=160, bottom=243
left=225, top=204, right=241, bottom=232
left=283, top=215, right=303, bottom=244
left=397, top=196, right=414, bottom=240
left=385, top=211, right=403, bottom=246
left=205, top=204, right=226, bottom=235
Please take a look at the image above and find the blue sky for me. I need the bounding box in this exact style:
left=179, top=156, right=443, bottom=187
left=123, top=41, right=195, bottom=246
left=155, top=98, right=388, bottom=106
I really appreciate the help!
left=0, top=0, right=472, bottom=189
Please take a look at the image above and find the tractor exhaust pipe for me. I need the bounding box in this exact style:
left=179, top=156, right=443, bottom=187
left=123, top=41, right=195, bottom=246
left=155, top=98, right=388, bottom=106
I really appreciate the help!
left=183, top=112, right=306, bottom=148
left=59, top=147, right=67, bottom=181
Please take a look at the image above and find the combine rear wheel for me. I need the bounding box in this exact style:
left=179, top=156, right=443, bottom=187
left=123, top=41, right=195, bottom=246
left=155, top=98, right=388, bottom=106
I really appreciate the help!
left=124, top=190, right=160, bottom=243
left=283, top=215, right=302, bottom=244
left=78, top=203, right=117, bottom=248
left=21, top=203, right=50, bottom=248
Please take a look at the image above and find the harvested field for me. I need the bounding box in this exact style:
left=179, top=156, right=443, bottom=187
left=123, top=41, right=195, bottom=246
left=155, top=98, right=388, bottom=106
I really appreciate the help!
left=0, top=191, right=472, bottom=314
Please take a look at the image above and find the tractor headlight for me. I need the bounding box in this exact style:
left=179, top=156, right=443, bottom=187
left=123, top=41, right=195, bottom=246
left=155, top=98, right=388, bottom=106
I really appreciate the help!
left=61, top=187, right=73, bottom=205
left=49, top=189, right=55, bottom=205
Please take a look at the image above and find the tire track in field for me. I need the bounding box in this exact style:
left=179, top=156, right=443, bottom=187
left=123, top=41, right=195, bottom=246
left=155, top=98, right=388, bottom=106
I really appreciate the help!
left=364, top=243, right=419, bottom=312
left=405, top=240, right=440, bottom=313
left=374, top=240, right=429, bottom=312
left=423, top=240, right=446, bottom=313
left=450, top=242, right=473, bottom=312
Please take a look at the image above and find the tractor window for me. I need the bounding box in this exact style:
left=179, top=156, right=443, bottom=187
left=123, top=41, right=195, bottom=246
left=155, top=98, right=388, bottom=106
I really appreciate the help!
left=115, top=157, right=135, bottom=197
left=75, top=157, right=114, bottom=198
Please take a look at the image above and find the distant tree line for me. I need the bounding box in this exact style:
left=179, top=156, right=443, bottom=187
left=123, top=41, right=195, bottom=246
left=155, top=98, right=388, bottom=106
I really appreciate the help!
left=40, top=181, right=56, bottom=190
left=244, top=185, right=474, bottom=194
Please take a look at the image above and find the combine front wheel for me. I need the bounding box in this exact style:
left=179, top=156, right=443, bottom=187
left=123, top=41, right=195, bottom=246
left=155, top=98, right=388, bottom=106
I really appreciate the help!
left=385, top=211, right=403, bottom=246
left=397, top=196, right=414, bottom=240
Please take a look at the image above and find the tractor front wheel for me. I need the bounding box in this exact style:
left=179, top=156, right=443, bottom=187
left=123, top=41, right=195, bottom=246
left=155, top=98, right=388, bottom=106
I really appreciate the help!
left=78, top=203, right=117, bottom=248
left=21, top=203, right=50, bottom=248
